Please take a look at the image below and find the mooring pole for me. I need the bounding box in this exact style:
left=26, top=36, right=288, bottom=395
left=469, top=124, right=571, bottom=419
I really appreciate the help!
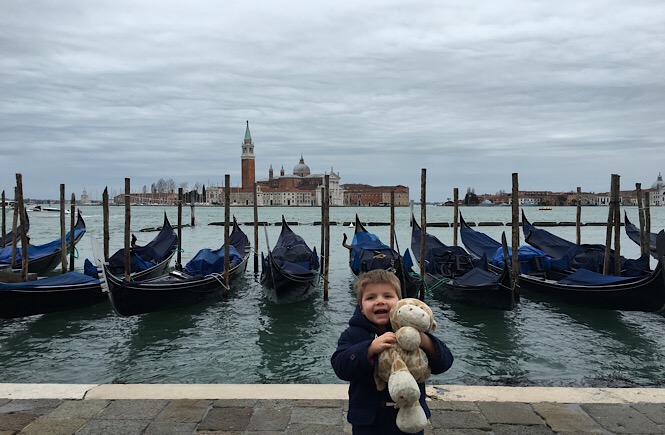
left=60, top=184, right=68, bottom=274
left=102, top=187, right=110, bottom=261
left=323, top=175, right=330, bottom=301
left=419, top=168, right=426, bottom=300
left=453, top=187, right=459, bottom=246
left=223, top=175, right=230, bottom=298
left=644, top=191, right=651, bottom=254
left=576, top=187, right=582, bottom=245
left=636, top=183, right=646, bottom=255
left=253, top=182, right=259, bottom=273
left=612, top=174, right=621, bottom=276
left=390, top=190, right=395, bottom=250
left=15, top=175, right=28, bottom=281
left=1, top=190, right=5, bottom=249
left=70, top=193, right=75, bottom=271
left=177, top=188, right=183, bottom=267
left=124, top=178, right=131, bottom=281
left=11, top=187, right=18, bottom=269
left=511, top=173, right=520, bottom=286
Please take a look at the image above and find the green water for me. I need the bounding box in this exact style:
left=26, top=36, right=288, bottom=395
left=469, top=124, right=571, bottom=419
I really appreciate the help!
left=1, top=205, right=663, bottom=386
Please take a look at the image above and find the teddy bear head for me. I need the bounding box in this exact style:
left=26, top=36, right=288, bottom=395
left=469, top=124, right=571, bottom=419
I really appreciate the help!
left=389, top=298, right=436, bottom=333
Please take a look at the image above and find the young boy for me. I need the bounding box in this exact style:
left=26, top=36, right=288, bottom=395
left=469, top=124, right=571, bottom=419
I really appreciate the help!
left=331, top=269, right=453, bottom=434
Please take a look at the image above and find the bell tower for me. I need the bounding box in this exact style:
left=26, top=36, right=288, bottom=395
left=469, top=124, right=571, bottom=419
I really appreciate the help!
left=241, top=120, right=255, bottom=190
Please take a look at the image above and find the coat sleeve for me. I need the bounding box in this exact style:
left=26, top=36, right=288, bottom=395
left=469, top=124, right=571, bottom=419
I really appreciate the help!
left=331, top=327, right=376, bottom=382
left=423, top=332, right=454, bottom=375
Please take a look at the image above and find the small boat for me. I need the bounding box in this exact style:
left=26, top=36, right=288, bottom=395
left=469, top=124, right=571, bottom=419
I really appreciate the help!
left=30, top=205, right=70, bottom=214
left=624, top=212, right=658, bottom=259
left=1, top=213, right=29, bottom=248
left=539, top=206, right=553, bottom=211
left=102, top=217, right=250, bottom=316
left=345, top=214, right=421, bottom=298
left=261, top=216, right=320, bottom=302
left=460, top=215, right=665, bottom=312
left=102, top=213, right=178, bottom=281
left=410, top=216, right=516, bottom=310
left=0, top=272, right=104, bottom=319
left=0, top=210, right=86, bottom=275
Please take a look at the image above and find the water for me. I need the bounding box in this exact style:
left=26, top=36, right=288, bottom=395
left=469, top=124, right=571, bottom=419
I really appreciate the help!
left=1, top=205, right=664, bottom=387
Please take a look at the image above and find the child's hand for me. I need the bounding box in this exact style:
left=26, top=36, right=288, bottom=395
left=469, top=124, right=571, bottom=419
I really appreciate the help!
left=368, top=332, right=396, bottom=359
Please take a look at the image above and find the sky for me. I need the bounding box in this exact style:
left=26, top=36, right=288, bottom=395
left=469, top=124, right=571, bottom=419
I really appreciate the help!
left=1, top=0, right=664, bottom=202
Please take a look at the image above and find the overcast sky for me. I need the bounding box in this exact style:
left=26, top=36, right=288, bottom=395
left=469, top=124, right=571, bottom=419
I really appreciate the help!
left=1, top=0, right=664, bottom=201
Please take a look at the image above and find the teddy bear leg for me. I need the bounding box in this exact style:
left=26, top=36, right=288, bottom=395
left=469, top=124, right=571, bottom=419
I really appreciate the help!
left=396, top=403, right=427, bottom=434
left=387, top=358, right=420, bottom=406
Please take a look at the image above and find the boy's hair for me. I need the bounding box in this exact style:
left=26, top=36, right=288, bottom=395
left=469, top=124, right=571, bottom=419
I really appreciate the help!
left=355, top=269, right=402, bottom=305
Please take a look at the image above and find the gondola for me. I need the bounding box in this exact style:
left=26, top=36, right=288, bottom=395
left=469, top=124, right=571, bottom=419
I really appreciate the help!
left=345, top=214, right=421, bottom=298
left=1, top=212, right=29, bottom=248
left=102, top=217, right=250, bottom=316
left=460, top=215, right=665, bottom=312
left=0, top=272, right=104, bottom=319
left=625, top=212, right=658, bottom=259
left=101, top=212, right=178, bottom=281
left=260, top=216, right=320, bottom=302
left=411, top=215, right=516, bottom=309
left=0, top=210, right=86, bottom=275
left=522, top=210, right=649, bottom=277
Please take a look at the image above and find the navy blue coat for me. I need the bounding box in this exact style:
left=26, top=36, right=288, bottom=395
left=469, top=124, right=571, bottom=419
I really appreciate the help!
left=331, top=306, right=454, bottom=427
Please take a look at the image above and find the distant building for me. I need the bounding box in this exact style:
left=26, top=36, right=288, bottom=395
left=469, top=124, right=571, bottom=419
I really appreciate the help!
left=342, top=184, right=409, bottom=206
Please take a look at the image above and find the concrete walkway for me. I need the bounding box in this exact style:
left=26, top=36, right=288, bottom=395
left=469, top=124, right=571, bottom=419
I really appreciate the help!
left=1, top=384, right=665, bottom=434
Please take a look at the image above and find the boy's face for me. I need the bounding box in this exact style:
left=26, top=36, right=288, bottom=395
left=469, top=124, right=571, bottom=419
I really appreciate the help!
left=360, top=283, right=399, bottom=327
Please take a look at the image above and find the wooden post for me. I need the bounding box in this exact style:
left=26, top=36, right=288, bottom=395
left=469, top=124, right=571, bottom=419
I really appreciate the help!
left=419, top=169, right=426, bottom=300
left=603, top=174, right=618, bottom=275
left=576, top=187, right=582, bottom=245
left=453, top=188, right=459, bottom=246
left=253, top=182, right=259, bottom=273
left=177, top=188, right=183, bottom=267
left=223, top=174, right=230, bottom=297
left=636, top=183, right=646, bottom=255
left=190, top=202, right=196, bottom=227
left=1, top=190, right=5, bottom=248
left=60, top=184, right=68, bottom=273
left=102, top=187, right=110, bottom=260
left=11, top=187, right=18, bottom=269
left=320, top=186, right=325, bottom=269
left=390, top=190, right=395, bottom=250
left=612, top=174, right=621, bottom=276
left=124, top=178, right=131, bottom=281
left=644, top=191, right=651, bottom=255
left=323, top=175, right=330, bottom=301
left=69, top=193, right=75, bottom=271
left=511, top=173, right=520, bottom=285
left=15, top=175, right=29, bottom=281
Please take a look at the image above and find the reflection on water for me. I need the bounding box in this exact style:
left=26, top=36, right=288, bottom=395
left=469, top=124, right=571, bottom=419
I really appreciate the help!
left=1, top=205, right=664, bottom=386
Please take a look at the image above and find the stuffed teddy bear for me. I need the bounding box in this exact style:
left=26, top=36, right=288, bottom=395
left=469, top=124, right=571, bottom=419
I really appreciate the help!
left=374, top=298, right=437, bottom=433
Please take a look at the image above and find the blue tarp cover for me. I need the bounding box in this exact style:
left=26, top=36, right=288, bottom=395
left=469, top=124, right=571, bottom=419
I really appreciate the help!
left=453, top=267, right=500, bottom=287
left=0, top=227, right=84, bottom=264
left=185, top=245, right=241, bottom=276
left=0, top=271, right=100, bottom=291
left=556, top=268, right=638, bottom=286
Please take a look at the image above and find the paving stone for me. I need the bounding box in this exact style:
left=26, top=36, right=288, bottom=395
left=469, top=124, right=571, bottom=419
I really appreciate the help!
left=531, top=403, right=607, bottom=434
left=491, top=423, right=555, bottom=434
left=430, top=429, right=490, bottom=435
left=47, top=400, right=110, bottom=419
left=211, top=399, right=257, bottom=408
left=429, top=410, right=491, bottom=430
left=0, top=399, right=63, bottom=415
left=18, top=417, right=87, bottom=435
left=428, top=400, right=481, bottom=411
left=286, top=423, right=344, bottom=434
left=196, top=431, right=242, bottom=435
left=582, top=403, right=663, bottom=434
left=631, top=403, right=665, bottom=424
left=97, top=399, right=168, bottom=420
left=144, top=421, right=199, bottom=435
left=155, top=399, right=211, bottom=423
left=76, top=418, right=151, bottom=435
left=0, top=412, right=38, bottom=431
left=292, top=399, right=345, bottom=408
left=290, top=406, right=342, bottom=425
left=198, top=406, right=252, bottom=432
left=477, top=402, right=545, bottom=425
left=247, top=404, right=291, bottom=431
left=0, top=401, right=8, bottom=408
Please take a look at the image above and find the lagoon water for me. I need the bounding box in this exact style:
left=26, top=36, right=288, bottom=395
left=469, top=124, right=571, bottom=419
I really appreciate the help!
left=1, top=205, right=664, bottom=387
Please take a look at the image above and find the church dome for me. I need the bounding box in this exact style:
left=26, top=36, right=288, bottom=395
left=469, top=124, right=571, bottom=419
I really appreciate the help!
left=293, top=155, right=311, bottom=176
left=652, top=173, right=664, bottom=190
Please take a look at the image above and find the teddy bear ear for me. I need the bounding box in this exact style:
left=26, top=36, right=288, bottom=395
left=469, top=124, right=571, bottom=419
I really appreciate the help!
left=430, top=318, right=437, bottom=332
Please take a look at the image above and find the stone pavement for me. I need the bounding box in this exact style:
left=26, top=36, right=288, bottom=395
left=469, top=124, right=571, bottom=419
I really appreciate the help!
left=1, top=384, right=665, bottom=434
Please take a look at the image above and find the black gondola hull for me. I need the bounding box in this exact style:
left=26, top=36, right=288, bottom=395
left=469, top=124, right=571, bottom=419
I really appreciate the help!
left=0, top=282, right=106, bottom=319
